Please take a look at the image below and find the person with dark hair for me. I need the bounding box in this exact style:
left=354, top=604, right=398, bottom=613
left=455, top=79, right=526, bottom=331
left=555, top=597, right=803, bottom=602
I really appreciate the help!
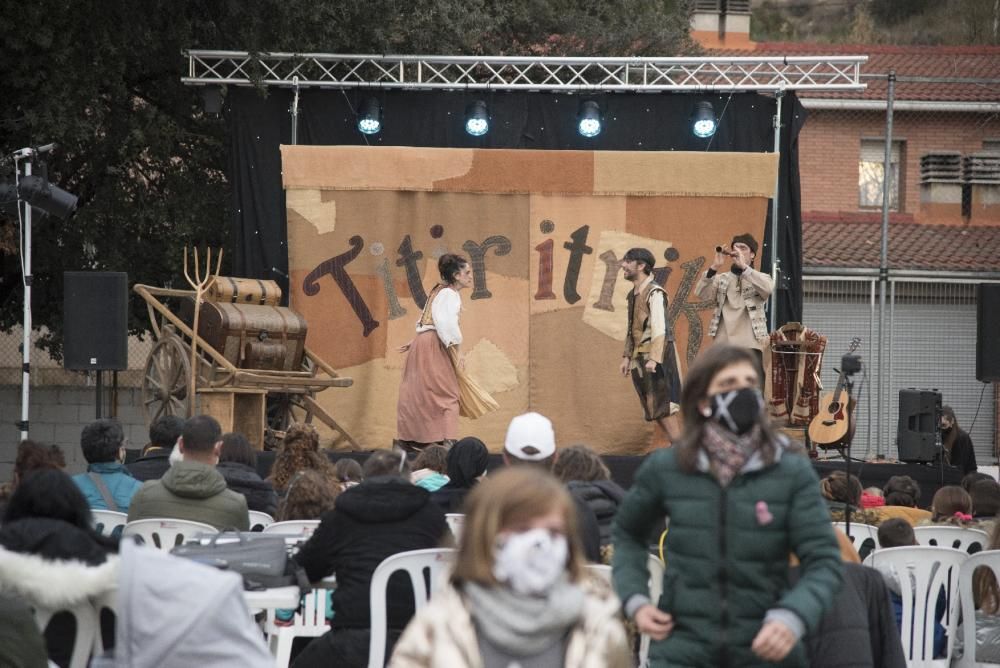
left=963, top=471, right=995, bottom=492
left=410, top=445, right=449, bottom=492
left=292, top=447, right=448, bottom=667
left=431, top=437, right=489, bottom=513
left=396, top=253, right=473, bottom=450
left=876, top=475, right=932, bottom=525
left=0, top=440, right=66, bottom=516
left=694, top=233, right=773, bottom=369
left=972, top=480, right=1000, bottom=523
left=276, top=470, right=340, bottom=522
left=613, top=344, right=842, bottom=667
left=333, top=458, right=364, bottom=492
left=217, top=432, right=278, bottom=516
left=877, top=518, right=917, bottom=549
left=819, top=471, right=880, bottom=525
left=941, top=405, right=977, bottom=476
left=269, top=422, right=337, bottom=495
left=929, top=485, right=975, bottom=526
left=0, top=469, right=118, bottom=668
left=619, top=247, right=680, bottom=443
left=128, top=414, right=185, bottom=482
left=553, top=444, right=626, bottom=549
left=72, top=418, right=142, bottom=512
left=127, top=414, right=249, bottom=530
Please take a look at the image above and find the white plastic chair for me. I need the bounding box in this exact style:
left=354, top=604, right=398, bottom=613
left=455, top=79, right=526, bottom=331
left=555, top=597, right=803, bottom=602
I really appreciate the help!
left=261, top=519, right=320, bottom=539
left=863, top=545, right=968, bottom=667
left=264, top=586, right=329, bottom=668
left=33, top=600, right=103, bottom=668
left=121, top=518, right=218, bottom=551
left=955, top=549, right=1000, bottom=667
left=444, top=513, right=465, bottom=542
left=91, top=509, right=128, bottom=537
left=367, top=548, right=455, bottom=668
left=639, top=554, right=666, bottom=668
left=833, top=521, right=880, bottom=557
left=914, top=526, right=989, bottom=554
left=248, top=510, right=275, bottom=532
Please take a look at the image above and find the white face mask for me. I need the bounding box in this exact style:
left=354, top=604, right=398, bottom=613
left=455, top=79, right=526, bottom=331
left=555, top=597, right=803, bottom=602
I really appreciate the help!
left=492, top=527, right=568, bottom=596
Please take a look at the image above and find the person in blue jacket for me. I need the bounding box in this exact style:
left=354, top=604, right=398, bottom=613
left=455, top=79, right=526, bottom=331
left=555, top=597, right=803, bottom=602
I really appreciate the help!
left=72, top=418, right=142, bottom=512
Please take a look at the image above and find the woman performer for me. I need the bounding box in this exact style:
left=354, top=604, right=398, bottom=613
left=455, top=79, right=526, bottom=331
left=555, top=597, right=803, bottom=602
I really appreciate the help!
left=397, top=254, right=473, bottom=450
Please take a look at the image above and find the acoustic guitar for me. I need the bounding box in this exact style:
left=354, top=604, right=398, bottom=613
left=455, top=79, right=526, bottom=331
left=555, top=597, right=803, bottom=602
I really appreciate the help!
left=808, top=338, right=861, bottom=449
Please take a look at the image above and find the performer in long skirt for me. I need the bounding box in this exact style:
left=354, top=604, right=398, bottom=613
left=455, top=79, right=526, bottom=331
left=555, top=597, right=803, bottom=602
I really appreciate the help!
left=397, top=254, right=473, bottom=449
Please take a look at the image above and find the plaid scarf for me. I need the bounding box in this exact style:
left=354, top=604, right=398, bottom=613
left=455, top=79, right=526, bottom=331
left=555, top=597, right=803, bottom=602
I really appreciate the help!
left=701, top=421, right=763, bottom=487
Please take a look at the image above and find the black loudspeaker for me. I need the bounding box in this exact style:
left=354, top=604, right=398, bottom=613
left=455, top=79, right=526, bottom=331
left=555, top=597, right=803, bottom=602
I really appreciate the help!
left=63, top=272, right=128, bottom=370
left=977, top=284, right=1000, bottom=382
left=897, top=388, right=942, bottom=463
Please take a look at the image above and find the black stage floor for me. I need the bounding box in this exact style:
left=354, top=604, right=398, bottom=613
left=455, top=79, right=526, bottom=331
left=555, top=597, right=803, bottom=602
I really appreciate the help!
left=254, top=450, right=961, bottom=512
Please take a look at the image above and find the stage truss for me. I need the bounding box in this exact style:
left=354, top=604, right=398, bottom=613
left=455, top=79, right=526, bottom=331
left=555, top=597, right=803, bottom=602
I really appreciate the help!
left=183, top=51, right=867, bottom=93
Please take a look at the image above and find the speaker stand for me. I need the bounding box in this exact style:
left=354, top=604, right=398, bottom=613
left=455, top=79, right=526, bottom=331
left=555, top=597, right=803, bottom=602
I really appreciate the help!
left=95, top=370, right=103, bottom=419
left=842, top=375, right=856, bottom=538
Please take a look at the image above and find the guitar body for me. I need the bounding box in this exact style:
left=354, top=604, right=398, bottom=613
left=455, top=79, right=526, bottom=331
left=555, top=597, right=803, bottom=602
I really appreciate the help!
left=808, top=392, right=856, bottom=449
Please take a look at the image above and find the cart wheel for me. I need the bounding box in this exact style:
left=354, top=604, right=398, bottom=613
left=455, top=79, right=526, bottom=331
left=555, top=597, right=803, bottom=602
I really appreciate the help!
left=142, top=335, right=192, bottom=423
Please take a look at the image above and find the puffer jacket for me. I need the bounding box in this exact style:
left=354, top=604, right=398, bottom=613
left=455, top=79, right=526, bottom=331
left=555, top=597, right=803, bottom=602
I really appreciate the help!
left=216, top=461, right=278, bottom=516
left=127, top=460, right=249, bottom=530
left=389, top=573, right=629, bottom=668
left=612, top=440, right=843, bottom=668
left=567, top=479, right=625, bottom=547
left=72, top=462, right=143, bottom=512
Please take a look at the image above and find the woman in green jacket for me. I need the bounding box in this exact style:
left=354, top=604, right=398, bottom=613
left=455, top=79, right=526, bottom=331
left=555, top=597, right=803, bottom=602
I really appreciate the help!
left=612, top=344, right=843, bottom=667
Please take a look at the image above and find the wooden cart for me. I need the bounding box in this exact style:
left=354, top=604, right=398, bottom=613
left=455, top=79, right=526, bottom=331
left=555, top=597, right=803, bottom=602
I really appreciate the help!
left=133, top=283, right=361, bottom=450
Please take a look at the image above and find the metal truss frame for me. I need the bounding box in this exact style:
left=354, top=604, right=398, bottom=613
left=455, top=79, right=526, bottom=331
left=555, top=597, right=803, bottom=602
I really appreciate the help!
left=183, top=51, right=867, bottom=92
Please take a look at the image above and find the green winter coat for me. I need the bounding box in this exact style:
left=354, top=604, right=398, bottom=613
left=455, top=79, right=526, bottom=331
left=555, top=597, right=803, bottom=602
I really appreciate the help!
left=612, top=439, right=842, bottom=668
left=127, top=460, right=250, bottom=531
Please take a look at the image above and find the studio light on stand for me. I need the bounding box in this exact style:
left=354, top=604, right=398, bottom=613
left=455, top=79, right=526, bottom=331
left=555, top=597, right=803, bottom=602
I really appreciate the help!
left=464, top=100, right=490, bottom=137
left=7, top=144, right=79, bottom=440
left=692, top=101, right=717, bottom=138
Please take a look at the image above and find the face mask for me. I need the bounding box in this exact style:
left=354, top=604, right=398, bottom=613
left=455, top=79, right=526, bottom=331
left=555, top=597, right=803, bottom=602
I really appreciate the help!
left=492, top=527, right=568, bottom=596
left=708, top=387, right=764, bottom=435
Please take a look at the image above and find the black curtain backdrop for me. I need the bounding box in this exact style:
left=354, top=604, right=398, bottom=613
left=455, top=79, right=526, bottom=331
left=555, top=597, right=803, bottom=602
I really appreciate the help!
left=226, top=88, right=805, bottom=323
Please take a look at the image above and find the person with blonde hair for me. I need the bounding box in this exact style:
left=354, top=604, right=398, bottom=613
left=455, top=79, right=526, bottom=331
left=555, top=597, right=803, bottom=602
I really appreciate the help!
left=391, top=466, right=629, bottom=667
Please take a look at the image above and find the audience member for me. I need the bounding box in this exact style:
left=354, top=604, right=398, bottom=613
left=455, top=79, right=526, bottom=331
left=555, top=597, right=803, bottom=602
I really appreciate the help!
left=269, top=423, right=336, bottom=495
left=963, top=471, right=995, bottom=492
left=128, top=415, right=249, bottom=530
left=941, top=405, right=977, bottom=475
left=431, top=437, right=488, bottom=513
left=971, top=479, right=1000, bottom=524
left=0, top=440, right=65, bottom=515
left=217, top=432, right=278, bottom=516
left=501, top=412, right=602, bottom=563
left=276, top=470, right=340, bottom=522
left=876, top=475, right=931, bottom=525
left=410, top=445, right=449, bottom=492
left=391, top=467, right=629, bottom=667
left=820, top=471, right=879, bottom=525
left=861, top=486, right=886, bottom=509
left=613, top=344, right=842, bottom=667
left=292, top=449, right=448, bottom=667
left=333, top=458, right=364, bottom=492
left=961, top=520, right=1000, bottom=662
left=128, top=414, right=184, bottom=482
left=552, top=444, right=625, bottom=549
left=929, top=485, right=975, bottom=526
left=0, top=469, right=118, bottom=668
left=72, top=418, right=142, bottom=512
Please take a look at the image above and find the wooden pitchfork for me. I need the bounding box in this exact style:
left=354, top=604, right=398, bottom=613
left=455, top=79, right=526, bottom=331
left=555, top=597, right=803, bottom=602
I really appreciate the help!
left=183, top=246, right=222, bottom=414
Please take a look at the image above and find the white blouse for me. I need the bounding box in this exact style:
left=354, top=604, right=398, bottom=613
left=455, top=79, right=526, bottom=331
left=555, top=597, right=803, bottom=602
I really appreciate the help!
left=416, top=287, right=462, bottom=347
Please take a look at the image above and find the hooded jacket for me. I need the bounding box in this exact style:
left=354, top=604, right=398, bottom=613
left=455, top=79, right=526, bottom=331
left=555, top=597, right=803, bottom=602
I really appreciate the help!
left=127, top=460, right=249, bottom=531
left=295, top=476, right=448, bottom=630
left=72, top=462, right=143, bottom=512
left=567, top=479, right=625, bottom=547
left=216, top=461, right=278, bottom=516
left=127, top=449, right=172, bottom=482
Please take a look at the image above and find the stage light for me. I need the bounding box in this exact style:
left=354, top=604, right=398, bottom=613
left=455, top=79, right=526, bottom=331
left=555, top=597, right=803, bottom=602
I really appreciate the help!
left=0, top=175, right=78, bottom=220
left=577, top=100, right=602, bottom=138
left=357, top=97, right=382, bottom=135
left=692, top=101, right=717, bottom=138
left=465, top=100, right=490, bottom=136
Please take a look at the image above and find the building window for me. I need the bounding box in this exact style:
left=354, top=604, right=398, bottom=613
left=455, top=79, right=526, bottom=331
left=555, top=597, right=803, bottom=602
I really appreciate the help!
left=859, top=139, right=903, bottom=210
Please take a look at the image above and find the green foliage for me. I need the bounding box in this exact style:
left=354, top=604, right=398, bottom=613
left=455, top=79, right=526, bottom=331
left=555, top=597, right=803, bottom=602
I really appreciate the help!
left=0, top=0, right=693, bottom=359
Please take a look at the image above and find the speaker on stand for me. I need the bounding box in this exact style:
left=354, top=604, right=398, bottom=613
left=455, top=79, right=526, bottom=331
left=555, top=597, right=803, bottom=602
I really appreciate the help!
left=897, top=388, right=943, bottom=468
left=977, top=284, right=1000, bottom=383
left=63, top=272, right=129, bottom=418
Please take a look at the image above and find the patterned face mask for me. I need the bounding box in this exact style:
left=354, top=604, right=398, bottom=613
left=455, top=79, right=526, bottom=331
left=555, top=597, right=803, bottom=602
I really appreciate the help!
left=709, top=387, right=764, bottom=435
left=492, top=528, right=568, bottom=596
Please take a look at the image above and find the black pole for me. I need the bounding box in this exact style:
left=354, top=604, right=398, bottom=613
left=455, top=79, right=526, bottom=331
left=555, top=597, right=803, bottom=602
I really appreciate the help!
left=95, top=370, right=103, bottom=419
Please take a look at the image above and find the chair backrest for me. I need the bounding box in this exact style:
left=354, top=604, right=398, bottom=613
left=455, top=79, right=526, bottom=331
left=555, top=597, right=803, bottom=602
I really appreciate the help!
left=914, top=526, right=989, bottom=554
left=122, top=518, right=218, bottom=551
left=956, top=549, right=1000, bottom=668
left=261, top=519, right=320, bottom=538
left=91, top=510, right=128, bottom=537
left=248, top=510, right=275, bottom=532
left=368, top=548, right=455, bottom=668
left=863, top=545, right=968, bottom=666
left=444, top=513, right=465, bottom=542
left=33, top=600, right=103, bottom=668
left=832, top=521, right=880, bottom=559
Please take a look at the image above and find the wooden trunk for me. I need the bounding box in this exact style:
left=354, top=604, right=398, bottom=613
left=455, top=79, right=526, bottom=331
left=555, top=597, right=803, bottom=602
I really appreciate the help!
left=180, top=298, right=307, bottom=371
left=208, top=277, right=283, bottom=306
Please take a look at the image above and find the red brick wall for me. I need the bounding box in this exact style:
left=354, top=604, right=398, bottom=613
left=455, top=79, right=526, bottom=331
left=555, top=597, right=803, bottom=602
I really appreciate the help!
left=798, top=109, right=1000, bottom=218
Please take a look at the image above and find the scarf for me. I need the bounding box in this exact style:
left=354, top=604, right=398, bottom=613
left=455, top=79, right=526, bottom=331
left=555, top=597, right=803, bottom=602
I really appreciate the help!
left=464, top=576, right=585, bottom=657
left=701, top=421, right=762, bottom=487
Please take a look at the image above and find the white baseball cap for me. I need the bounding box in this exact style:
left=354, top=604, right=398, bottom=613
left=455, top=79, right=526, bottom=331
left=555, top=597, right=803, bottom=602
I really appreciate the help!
left=504, top=412, right=556, bottom=461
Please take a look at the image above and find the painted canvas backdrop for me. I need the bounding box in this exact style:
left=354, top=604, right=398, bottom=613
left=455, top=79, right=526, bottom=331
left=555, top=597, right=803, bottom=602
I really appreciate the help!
left=283, top=145, right=777, bottom=454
